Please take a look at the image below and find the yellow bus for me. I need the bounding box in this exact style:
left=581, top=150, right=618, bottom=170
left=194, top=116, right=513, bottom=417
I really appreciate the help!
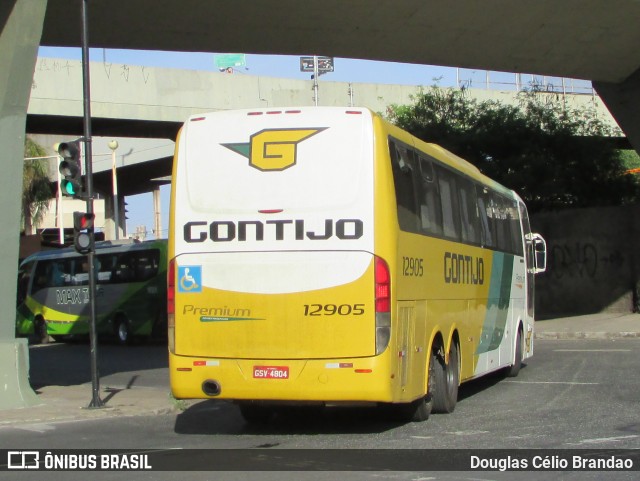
left=168, top=107, right=547, bottom=423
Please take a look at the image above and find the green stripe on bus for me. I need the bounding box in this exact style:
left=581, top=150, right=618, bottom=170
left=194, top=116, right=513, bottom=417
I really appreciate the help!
left=477, top=252, right=514, bottom=354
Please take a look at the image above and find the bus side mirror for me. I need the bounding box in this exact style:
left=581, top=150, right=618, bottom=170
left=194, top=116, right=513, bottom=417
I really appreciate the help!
left=531, top=233, right=547, bottom=274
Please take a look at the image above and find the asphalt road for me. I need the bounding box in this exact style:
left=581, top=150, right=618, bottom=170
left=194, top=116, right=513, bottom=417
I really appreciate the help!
left=1, top=339, right=638, bottom=480
left=27, top=339, right=169, bottom=391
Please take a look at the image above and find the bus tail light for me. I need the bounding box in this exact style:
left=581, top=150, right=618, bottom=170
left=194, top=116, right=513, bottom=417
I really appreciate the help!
left=168, top=258, right=176, bottom=353
left=375, top=256, right=391, bottom=355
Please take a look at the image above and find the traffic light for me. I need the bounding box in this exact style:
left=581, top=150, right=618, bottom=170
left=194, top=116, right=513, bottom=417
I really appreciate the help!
left=56, top=140, right=83, bottom=198
left=73, top=211, right=94, bottom=254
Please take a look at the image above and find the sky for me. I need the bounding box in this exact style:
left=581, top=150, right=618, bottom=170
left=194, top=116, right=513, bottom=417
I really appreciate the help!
left=37, top=47, right=591, bottom=238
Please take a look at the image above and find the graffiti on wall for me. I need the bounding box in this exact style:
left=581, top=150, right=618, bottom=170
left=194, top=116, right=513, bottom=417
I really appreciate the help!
left=32, top=58, right=152, bottom=91
left=549, top=242, right=625, bottom=279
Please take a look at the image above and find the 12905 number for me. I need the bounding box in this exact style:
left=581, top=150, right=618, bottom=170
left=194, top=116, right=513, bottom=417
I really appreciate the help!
left=402, top=256, right=424, bottom=276
left=304, top=304, right=365, bottom=316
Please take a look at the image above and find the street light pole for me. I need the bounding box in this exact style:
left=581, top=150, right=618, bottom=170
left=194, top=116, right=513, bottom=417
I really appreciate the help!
left=108, top=140, right=119, bottom=240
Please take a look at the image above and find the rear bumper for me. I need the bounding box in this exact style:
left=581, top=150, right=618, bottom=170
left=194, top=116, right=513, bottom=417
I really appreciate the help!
left=169, top=350, right=396, bottom=403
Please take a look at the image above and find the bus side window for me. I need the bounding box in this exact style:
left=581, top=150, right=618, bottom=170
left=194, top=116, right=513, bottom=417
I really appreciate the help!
left=389, top=140, right=420, bottom=234
left=49, top=261, right=67, bottom=286
left=33, top=261, right=51, bottom=291
left=458, top=177, right=481, bottom=245
left=17, top=261, right=35, bottom=304
left=493, top=194, right=511, bottom=253
left=72, top=259, right=90, bottom=285
left=135, top=251, right=160, bottom=281
left=478, top=188, right=495, bottom=248
left=96, top=254, right=115, bottom=284
left=493, top=194, right=521, bottom=255
left=436, top=166, right=461, bottom=241
left=417, top=156, right=443, bottom=236
left=508, top=199, right=524, bottom=256
left=113, top=253, right=135, bottom=283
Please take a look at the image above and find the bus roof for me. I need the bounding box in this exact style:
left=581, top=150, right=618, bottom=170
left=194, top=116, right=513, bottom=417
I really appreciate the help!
left=19, top=239, right=167, bottom=265
left=375, top=113, right=516, bottom=198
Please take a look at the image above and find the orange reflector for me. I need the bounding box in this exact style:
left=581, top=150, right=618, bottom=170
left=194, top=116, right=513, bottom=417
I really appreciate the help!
left=177, top=368, right=192, bottom=372
left=354, top=369, right=373, bottom=374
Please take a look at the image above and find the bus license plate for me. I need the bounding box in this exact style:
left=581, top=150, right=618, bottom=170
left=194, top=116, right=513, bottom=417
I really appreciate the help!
left=253, top=366, right=289, bottom=379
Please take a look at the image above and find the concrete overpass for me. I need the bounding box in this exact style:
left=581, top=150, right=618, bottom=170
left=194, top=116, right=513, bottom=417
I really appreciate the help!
left=28, top=57, right=619, bottom=198
left=2, top=0, right=639, bottom=408
left=35, top=0, right=640, bottom=153
left=28, top=56, right=619, bottom=241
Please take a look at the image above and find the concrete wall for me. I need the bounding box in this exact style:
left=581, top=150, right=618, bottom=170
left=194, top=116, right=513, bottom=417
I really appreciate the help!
left=532, top=206, right=640, bottom=318
left=30, top=57, right=620, bottom=129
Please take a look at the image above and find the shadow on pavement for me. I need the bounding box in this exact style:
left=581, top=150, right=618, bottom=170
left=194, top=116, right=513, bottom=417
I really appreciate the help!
left=173, top=367, right=515, bottom=436
left=28, top=341, right=168, bottom=389
left=174, top=399, right=405, bottom=436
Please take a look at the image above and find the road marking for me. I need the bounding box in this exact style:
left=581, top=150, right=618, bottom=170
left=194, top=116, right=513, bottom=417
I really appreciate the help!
left=14, top=423, right=57, bottom=433
left=444, top=430, right=490, bottom=436
left=553, top=349, right=631, bottom=352
left=505, top=381, right=599, bottom=385
left=566, top=434, right=639, bottom=446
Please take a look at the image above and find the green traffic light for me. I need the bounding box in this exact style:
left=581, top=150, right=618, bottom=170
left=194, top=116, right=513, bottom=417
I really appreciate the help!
left=57, top=140, right=82, bottom=198
left=61, top=180, right=77, bottom=196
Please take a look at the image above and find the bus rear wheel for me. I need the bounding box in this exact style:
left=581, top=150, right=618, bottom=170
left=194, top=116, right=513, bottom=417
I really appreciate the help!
left=34, top=317, right=49, bottom=344
left=430, top=341, right=459, bottom=414
left=409, top=394, right=433, bottom=422
left=382, top=393, right=432, bottom=423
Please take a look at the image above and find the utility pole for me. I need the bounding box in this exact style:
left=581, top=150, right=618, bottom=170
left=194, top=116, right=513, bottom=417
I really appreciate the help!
left=313, top=55, right=319, bottom=106
left=300, top=56, right=334, bottom=106
left=81, top=0, right=104, bottom=409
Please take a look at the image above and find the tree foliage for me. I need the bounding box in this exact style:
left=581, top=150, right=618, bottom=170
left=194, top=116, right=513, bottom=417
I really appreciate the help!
left=23, top=137, right=52, bottom=235
left=386, top=86, right=639, bottom=212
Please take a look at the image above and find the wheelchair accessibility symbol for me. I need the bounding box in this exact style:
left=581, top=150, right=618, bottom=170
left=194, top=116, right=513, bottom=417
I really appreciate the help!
left=178, top=266, right=202, bottom=293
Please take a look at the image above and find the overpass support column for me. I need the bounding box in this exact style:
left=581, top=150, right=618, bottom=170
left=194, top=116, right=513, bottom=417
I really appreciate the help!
left=594, top=69, right=640, bottom=155
left=103, top=192, right=124, bottom=241
left=0, top=0, right=47, bottom=409
left=153, top=184, right=162, bottom=239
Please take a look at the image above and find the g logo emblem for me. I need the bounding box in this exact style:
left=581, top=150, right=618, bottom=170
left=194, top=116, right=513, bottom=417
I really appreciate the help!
left=223, top=128, right=326, bottom=171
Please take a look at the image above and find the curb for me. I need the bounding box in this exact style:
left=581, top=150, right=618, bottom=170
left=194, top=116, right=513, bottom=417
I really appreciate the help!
left=0, top=385, right=194, bottom=428
left=535, top=332, right=640, bottom=340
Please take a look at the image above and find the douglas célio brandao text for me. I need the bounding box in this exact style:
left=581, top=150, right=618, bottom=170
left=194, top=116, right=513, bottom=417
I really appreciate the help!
left=470, top=454, right=634, bottom=471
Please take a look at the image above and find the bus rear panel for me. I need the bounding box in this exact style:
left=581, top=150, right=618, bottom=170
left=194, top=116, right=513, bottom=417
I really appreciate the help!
left=169, top=108, right=399, bottom=402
